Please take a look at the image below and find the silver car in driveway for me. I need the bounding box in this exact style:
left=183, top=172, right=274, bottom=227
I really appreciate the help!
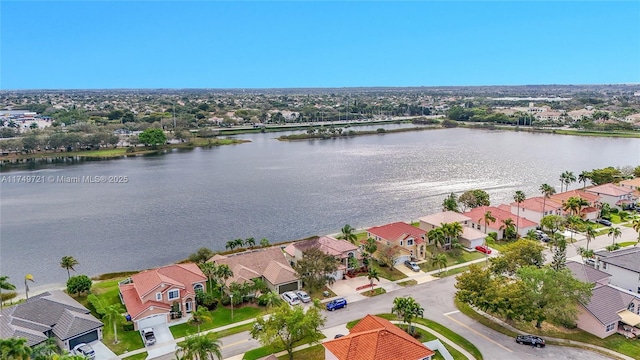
left=141, top=328, right=156, bottom=346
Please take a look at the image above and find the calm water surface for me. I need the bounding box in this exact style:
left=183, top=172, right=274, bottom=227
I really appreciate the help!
left=1, top=128, right=639, bottom=288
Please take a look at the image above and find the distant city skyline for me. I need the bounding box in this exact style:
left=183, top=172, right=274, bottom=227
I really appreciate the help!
left=1, top=1, right=639, bottom=90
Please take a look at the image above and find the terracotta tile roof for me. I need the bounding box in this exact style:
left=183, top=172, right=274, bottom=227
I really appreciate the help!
left=210, top=247, right=298, bottom=286
left=119, top=283, right=170, bottom=319
left=510, top=197, right=562, bottom=213
left=620, top=178, right=640, bottom=189
left=285, top=236, right=359, bottom=259
left=129, top=263, right=206, bottom=299
left=585, top=183, right=634, bottom=197
left=419, top=211, right=470, bottom=226
left=550, top=190, right=600, bottom=204
left=323, top=315, right=434, bottom=360
left=367, top=222, right=426, bottom=245
left=463, top=206, right=537, bottom=229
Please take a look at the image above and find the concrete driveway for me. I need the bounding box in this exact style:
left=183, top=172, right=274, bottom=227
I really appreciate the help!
left=145, top=323, right=175, bottom=359
left=88, top=340, right=117, bottom=360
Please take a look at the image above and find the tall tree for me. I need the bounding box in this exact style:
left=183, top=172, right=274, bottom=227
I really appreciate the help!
left=364, top=238, right=378, bottom=255
left=584, top=224, right=596, bottom=251
left=338, top=224, right=357, bottom=244
left=251, top=303, right=325, bottom=360
left=578, top=171, right=590, bottom=189
left=563, top=171, right=577, bottom=191
left=293, top=248, right=338, bottom=293
left=245, top=237, right=256, bottom=248
left=60, top=256, right=79, bottom=280
left=391, top=296, right=424, bottom=335
left=513, top=191, right=526, bottom=236
left=31, top=338, right=57, bottom=360
left=539, top=183, right=556, bottom=217
left=367, top=268, right=379, bottom=290
left=632, top=219, right=640, bottom=246
left=0, top=338, right=33, bottom=360
left=432, top=254, right=448, bottom=274
left=189, top=306, right=212, bottom=334
left=442, top=192, right=459, bottom=212
left=550, top=233, right=567, bottom=271
left=490, top=239, right=545, bottom=275
left=233, top=238, right=244, bottom=249
left=225, top=240, right=236, bottom=251
left=66, top=275, right=92, bottom=296
left=481, top=210, right=496, bottom=234
left=427, top=228, right=446, bottom=254
left=459, top=189, right=491, bottom=211
left=198, top=262, right=218, bottom=293
left=214, top=265, right=233, bottom=292
left=260, top=238, right=270, bottom=247
left=441, top=222, right=463, bottom=249
left=559, top=172, right=567, bottom=193
left=178, top=333, right=222, bottom=360
left=499, top=218, right=516, bottom=240
left=0, top=276, right=16, bottom=311
left=607, top=227, right=622, bottom=245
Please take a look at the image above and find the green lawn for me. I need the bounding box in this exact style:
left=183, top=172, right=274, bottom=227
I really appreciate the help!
left=243, top=335, right=326, bottom=360
left=121, top=352, right=147, bottom=360
left=433, top=262, right=488, bottom=278
left=362, top=288, right=386, bottom=297
left=277, top=345, right=325, bottom=360
left=170, top=304, right=265, bottom=338
left=419, top=251, right=485, bottom=272
left=397, top=279, right=418, bottom=287
left=371, top=262, right=407, bottom=281
left=618, top=241, right=637, bottom=247
left=455, top=299, right=640, bottom=359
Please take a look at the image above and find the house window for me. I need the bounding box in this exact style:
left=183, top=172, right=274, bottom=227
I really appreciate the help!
left=168, top=289, right=179, bottom=300
left=602, top=263, right=607, bottom=269
left=407, top=239, right=414, bottom=246
left=637, top=287, right=640, bottom=294
left=606, top=323, right=616, bottom=332
left=629, top=303, right=635, bottom=313
left=194, top=283, right=204, bottom=292
left=400, top=240, right=403, bottom=246
left=185, top=301, right=192, bottom=313
left=156, top=292, right=162, bottom=301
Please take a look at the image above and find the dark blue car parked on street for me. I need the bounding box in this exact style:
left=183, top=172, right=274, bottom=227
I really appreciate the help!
left=326, top=298, right=347, bottom=311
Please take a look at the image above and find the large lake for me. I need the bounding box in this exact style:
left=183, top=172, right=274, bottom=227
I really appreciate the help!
left=1, top=127, right=639, bottom=289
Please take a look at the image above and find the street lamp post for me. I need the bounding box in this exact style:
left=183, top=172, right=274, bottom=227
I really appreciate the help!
left=230, top=294, right=234, bottom=321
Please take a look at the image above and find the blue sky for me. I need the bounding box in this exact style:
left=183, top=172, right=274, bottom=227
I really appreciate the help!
left=1, top=1, right=639, bottom=89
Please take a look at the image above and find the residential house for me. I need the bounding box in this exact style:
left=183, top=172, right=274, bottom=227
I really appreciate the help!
left=0, top=290, right=103, bottom=351
left=619, top=178, right=640, bottom=197
left=463, top=206, right=537, bottom=240
left=366, top=222, right=427, bottom=260
left=584, top=183, right=635, bottom=209
left=549, top=190, right=601, bottom=221
left=284, top=236, right=360, bottom=280
left=419, top=211, right=499, bottom=249
left=210, top=247, right=300, bottom=295
left=323, top=314, right=435, bottom=360
left=595, top=247, right=640, bottom=294
left=508, top=197, right=563, bottom=225
left=567, top=261, right=640, bottom=339
left=119, top=263, right=207, bottom=330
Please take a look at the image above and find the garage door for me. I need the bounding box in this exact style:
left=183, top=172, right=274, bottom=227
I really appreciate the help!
left=137, top=314, right=167, bottom=329
left=394, top=255, right=410, bottom=266
left=278, top=281, right=299, bottom=294
left=69, top=330, right=99, bottom=349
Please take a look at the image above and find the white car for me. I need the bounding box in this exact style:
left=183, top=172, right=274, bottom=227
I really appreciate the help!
left=281, top=291, right=301, bottom=305
left=141, top=328, right=156, bottom=346
left=72, top=343, right=95, bottom=360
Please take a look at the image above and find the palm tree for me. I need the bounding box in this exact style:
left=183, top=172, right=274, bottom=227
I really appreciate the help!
left=500, top=218, right=516, bottom=240
left=60, top=256, right=79, bottom=280
left=632, top=219, right=640, bottom=246
left=179, top=333, right=222, bottom=360
left=0, top=276, right=16, bottom=310
left=559, top=172, right=567, bottom=192
left=578, top=171, right=590, bottom=189
left=32, top=337, right=57, bottom=360
left=189, top=306, right=212, bottom=334
left=260, top=238, right=270, bottom=247
left=225, top=240, right=236, bottom=251
left=233, top=238, right=244, bottom=249
left=539, top=183, right=556, bottom=217
left=339, top=224, right=358, bottom=244
left=564, top=171, right=577, bottom=192
left=513, top=191, right=526, bottom=236
left=585, top=224, right=596, bottom=251
left=364, top=238, right=378, bottom=255
left=441, top=222, right=463, bottom=250
left=262, top=291, right=282, bottom=312
left=562, top=196, right=589, bottom=218
left=391, top=296, right=424, bottom=335
left=481, top=210, right=496, bottom=234
left=198, top=262, right=218, bottom=293
left=103, top=304, right=123, bottom=344
left=245, top=237, right=256, bottom=248
left=428, top=228, right=446, bottom=254
left=431, top=254, right=448, bottom=274
left=608, top=227, right=622, bottom=246
left=0, top=338, right=33, bottom=360
left=367, top=268, right=379, bottom=290
left=215, top=265, right=233, bottom=292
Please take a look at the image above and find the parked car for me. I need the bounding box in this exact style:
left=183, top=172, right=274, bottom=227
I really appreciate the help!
left=141, top=328, right=156, bottom=346
left=540, top=234, right=551, bottom=243
left=597, top=219, right=612, bottom=226
left=475, top=245, right=492, bottom=254
left=404, top=260, right=420, bottom=272
left=296, top=290, right=311, bottom=303
left=585, top=258, right=596, bottom=266
left=281, top=291, right=301, bottom=306
left=72, top=343, right=96, bottom=360
left=334, top=334, right=345, bottom=339
left=515, top=335, right=545, bottom=348
left=326, top=298, right=348, bottom=311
